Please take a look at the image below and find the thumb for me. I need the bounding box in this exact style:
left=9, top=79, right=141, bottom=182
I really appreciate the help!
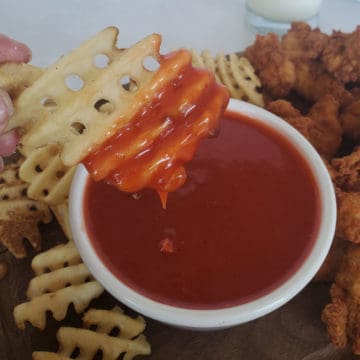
left=0, top=34, right=31, bottom=63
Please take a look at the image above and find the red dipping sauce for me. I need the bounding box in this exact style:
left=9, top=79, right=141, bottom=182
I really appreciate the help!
left=84, top=111, right=321, bottom=309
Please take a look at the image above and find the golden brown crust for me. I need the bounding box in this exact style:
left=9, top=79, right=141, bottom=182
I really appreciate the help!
left=332, top=147, right=360, bottom=192
left=340, top=96, right=360, bottom=141
left=322, top=26, right=360, bottom=83
left=282, top=22, right=329, bottom=62
left=244, top=33, right=296, bottom=98
left=322, top=245, right=360, bottom=354
left=267, top=95, right=342, bottom=159
left=336, top=190, right=360, bottom=244
left=321, top=284, right=348, bottom=348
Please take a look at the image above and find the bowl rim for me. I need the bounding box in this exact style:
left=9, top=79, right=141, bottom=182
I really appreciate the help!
left=69, top=98, right=336, bottom=329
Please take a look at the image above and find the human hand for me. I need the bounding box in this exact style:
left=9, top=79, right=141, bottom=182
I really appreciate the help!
left=0, top=34, right=31, bottom=170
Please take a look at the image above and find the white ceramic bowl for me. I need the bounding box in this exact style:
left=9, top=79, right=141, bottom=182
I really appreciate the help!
left=69, top=98, right=336, bottom=330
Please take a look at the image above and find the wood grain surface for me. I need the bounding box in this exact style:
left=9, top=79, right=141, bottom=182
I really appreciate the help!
left=0, top=219, right=357, bottom=360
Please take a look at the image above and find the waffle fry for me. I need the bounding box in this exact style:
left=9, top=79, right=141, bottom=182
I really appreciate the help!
left=0, top=161, right=52, bottom=258
left=19, top=144, right=75, bottom=205
left=191, top=50, right=264, bottom=107
left=14, top=242, right=104, bottom=329
left=83, top=307, right=146, bottom=340
left=6, top=27, right=171, bottom=167
left=31, top=242, right=80, bottom=275
left=191, top=49, right=221, bottom=83
left=0, top=62, right=44, bottom=99
left=50, top=201, right=72, bottom=241
left=217, top=53, right=264, bottom=107
left=33, top=307, right=151, bottom=360
left=14, top=281, right=103, bottom=330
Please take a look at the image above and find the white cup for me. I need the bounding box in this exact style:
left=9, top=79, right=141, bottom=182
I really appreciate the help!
left=245, top=0, right=323, bottom=34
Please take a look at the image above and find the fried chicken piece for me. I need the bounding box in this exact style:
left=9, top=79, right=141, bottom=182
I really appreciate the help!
left=244, top=33, right=295, bottom=98
left=267, top=99, right=312, bottom=138
left=332, top=147, right=360, bottom=192
left=308, top=94, right=342, bottom=159
left=340, top=96, right=360, bottom=141
left=322, top=26, right=360, bottom=84
left=293, top=61, right=352, bottom=105
left=322, top=244, right=360, bottom=353
left=336, top=190, right=360, bottom=243
left=282, top=22, right=329, bottom=62
left=322, top=283, right=348, bottom=348
left=267, top=95, right=342, bottom=158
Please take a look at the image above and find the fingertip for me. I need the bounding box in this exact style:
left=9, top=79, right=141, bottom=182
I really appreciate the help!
left=0, top=129, right=19, bottom=157
left=0, top=34, right=31, bottom=63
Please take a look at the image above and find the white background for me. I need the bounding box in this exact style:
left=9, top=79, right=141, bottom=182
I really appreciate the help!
left=1, top=0, right=359, bottom=67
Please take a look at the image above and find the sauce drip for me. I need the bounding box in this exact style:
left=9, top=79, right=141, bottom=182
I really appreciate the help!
left=84, top=111, right=321, bottom=309
left=83, top=50, right=229, bottom=206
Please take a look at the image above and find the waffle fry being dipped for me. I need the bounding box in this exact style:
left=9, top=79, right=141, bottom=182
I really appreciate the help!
left=6, top=27, right=229, bottom=207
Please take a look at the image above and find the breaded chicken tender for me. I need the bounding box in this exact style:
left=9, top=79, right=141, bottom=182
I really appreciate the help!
left=340, top=96, right=360, bottom=141
left=307, top=94, right=342, bottom=158
left=332, top=147, right=360, bottom=192
left=267, top=95, right=342, bottom=159
left=267, top=98, right=311, bottom=137
left=244, top=33, right=295, bottom=98
left=336, top=190, right=360, bottom=244
left=322, top=244, right=360, bottom=354
left=322, top=26, right=360, bottom=84
left=282, top=22, right=329, bottom=62
left=293, top=61, right=352, bottom=105
left=322, top=283, right=348, bottom=348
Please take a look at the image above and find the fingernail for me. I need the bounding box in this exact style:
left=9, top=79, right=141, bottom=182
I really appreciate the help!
left=0, top=89, right=13, bottom=133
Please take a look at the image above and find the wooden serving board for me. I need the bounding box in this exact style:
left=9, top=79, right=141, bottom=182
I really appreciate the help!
left=0, top=218, right=357, bottom=359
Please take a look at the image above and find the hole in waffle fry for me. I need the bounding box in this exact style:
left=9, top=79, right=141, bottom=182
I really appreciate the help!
left=71, top=122, right=86, bottom=135
left=35, top=165, right=43, bottom=173
left=42, top=189, right=49, bottom=196
left=40, top=97, right=57, bottom=109
left=70, top=347, right=81, bottom=359
left=119, top=75, right=138, bottom=92
left=0, top=178, right=4, bottom=184
left=93, top=53, right=110, bottom=68
left=93, top=349, right=103, bottom=360
left=65, top=282, right=71, bottom=287
left=2, top=194, right=9, bottom=200
left=85, top=276, right=92, bottom=283
left=64, top=261, right=69, bottom=267
left=94, top=99, right=114, bottom=114
left=93, top=349, right=104, bottom=360
left=89, top=324, right=97, bottom=331
left=56, top=170, right=65, bottom=179
left=109, top=326, right=120, bottom=337
left=21, top=188, right=27, bottom=197
left=29, top=205, right=38, bottom=211
left=65, top=74, right=84, bottom=91
left=143, top=55, right=160, bottom=71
